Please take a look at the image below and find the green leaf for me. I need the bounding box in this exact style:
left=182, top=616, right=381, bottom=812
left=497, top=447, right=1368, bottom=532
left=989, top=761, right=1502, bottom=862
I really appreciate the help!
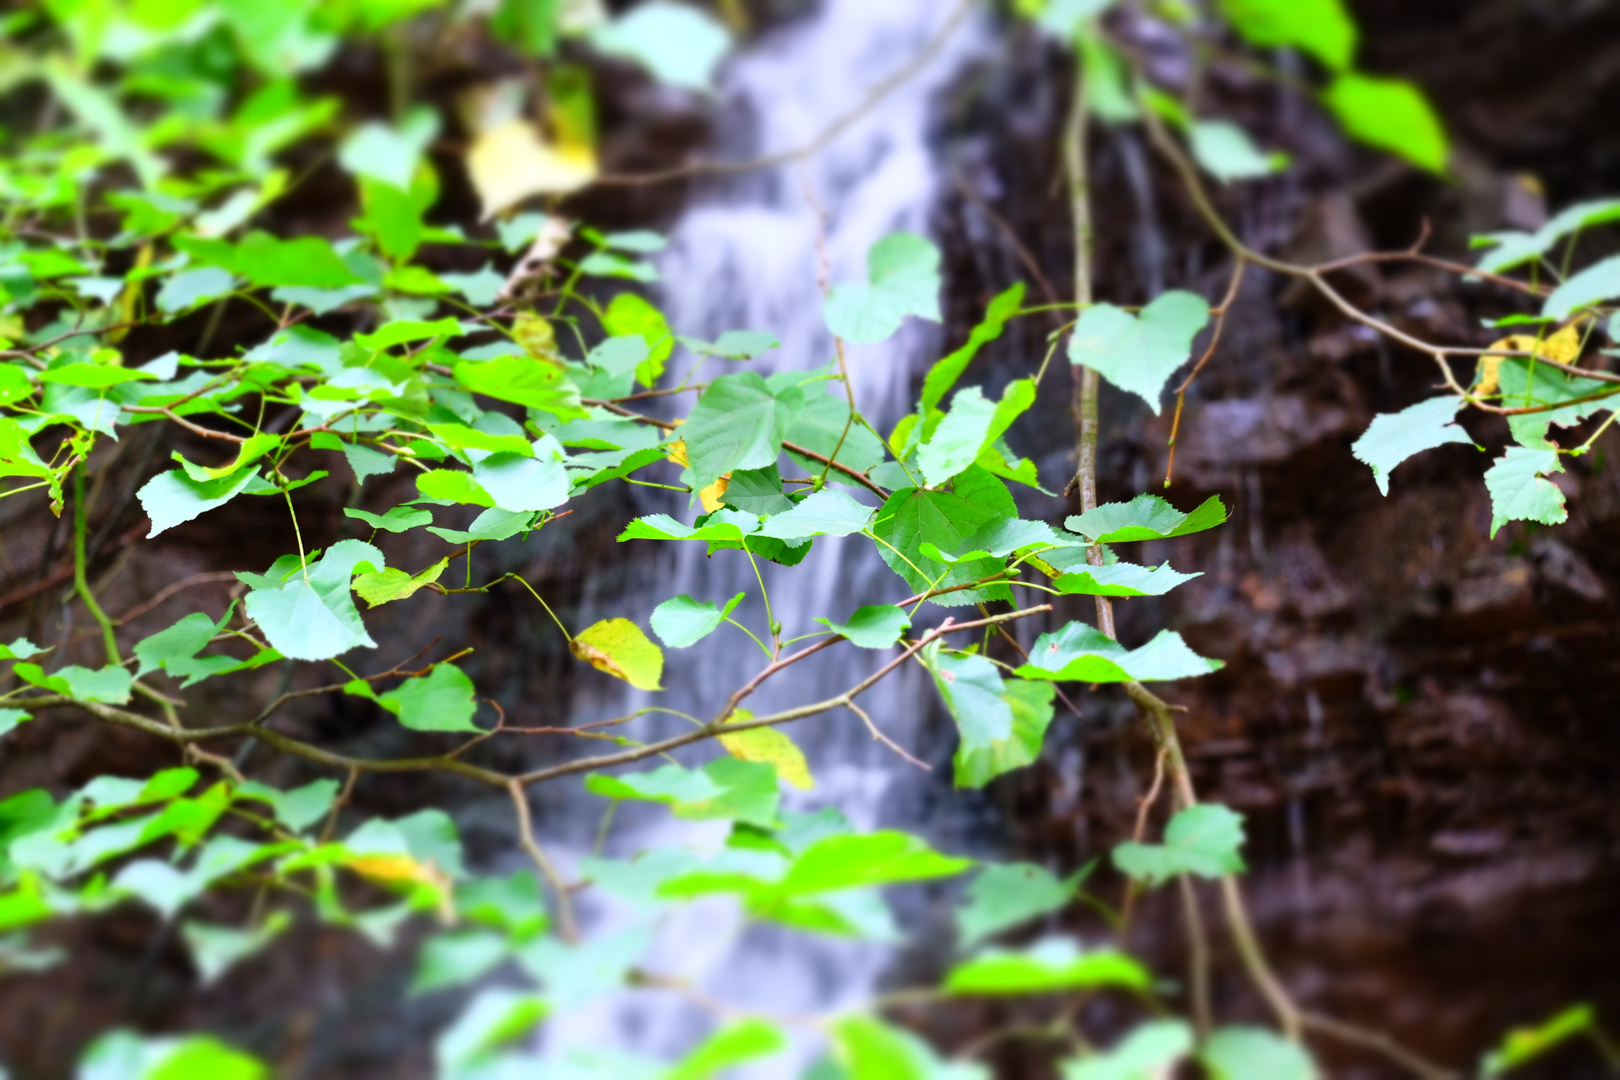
left=1201, top=1027, right=1318, bottom=1080
left=921, top=643, right=1012, bottom=751
left=1351, top=396, right=1473, bottom=495
left=781, top=391, right=888, bottom=479
left=823, top=232, right=942, bottom=344
left=426, top=507, right=537, bottom=545
left=0, top=637, right=45, bottom=661
left=1497, top=355, right=1617, bottom=448
left=816, top=604, right=910, bottom=648
left=830, top=1016, right=988, bottom=1080
left=1542, top=254, right=1620, bottom=320
left=1060, top=1021, right=1194, bottom=1080
left=344, top=505, right=433, bottom=533
left=79, top=1030, right=268, bottom=1080
left=175, top=231, right=362, bottom=288
left=133, top=610, right=232, bottom=679
left=681, top=372, right=800, bottom=491
left=1484, top=446, right=1567, bottom=538
left=359, top=176, right=425, bottom=261
left=680, top=330, right=780, bottom=360
left=1189, top=120, right=1288, bottom=183
left=354, top=318, right=462, bottom=352
left=918, top=386, right=998, bottom=487
left=772, top=830, right=972, bottom=894
left=718, top=465, right=795, bottom=515
left=235, top=779, right=339, bottom=832
left=174, top=432, right=282, bottom=483
left=920, top=283, right=1025, bottom=412
left=379, top=663, right=480, bottom=733
left=669, top=1019, right=787, bottom=1080
left=138, top=467, right=261, bottom=537
left=14, top=663, right=134, bottom=704
left=1051, top=561, right=1201, bottom=597
left=155, top=267, right=235, bottom=314
left=1079, top=33, right=1139, bottom=124
left=1219, top=0, right=1356, bottom=69
left=755, top=488, right=875, bottom=541
left=241, top=540, right=385, bottom=661
left=1113, top=803, right=1247, bottom=886
left=586, top=758, right=780, bottom=829
left=589, top=1, right=733, bottom=93
left=0, top=708, right=31, bottom=738
left=1025, top=0, right=1115, bottom=37
left=438, top=264, right=505, bottom=307
left=434, top=988, right=549, bottom=1071
left=945, top=937, right=1150, bottom=996
left=411, top=928, right=509, bottom=994
left=952, top=678, right=1055, bottom=789
left=454, top=354, right=588, bottom=421
left=1016, top=622, right=1223, bottom=683
left=456, top=871, right=547, bottom=940
left=619, top=509, right=760, bottom=544
left=650, top=592, right=745, bottom=648
left=602, top=293, right=674, bottom=387
left=872, top=467, right=1015, bottom=607
left=354, top=558, right=448, bottom=607
left=474, top=446, right=570, bottom=514
left=1068, top=291, right=1210, bottom=414
left=0, top=364, right=35, bottom=406
left=569, top=618, right=664, bottom=690
left=337, top=108, right=438, bottom=191
left=181, top=913, right=291, bottom=985
left=1481, top=1004, right=1597, bottom=1077
left=1065, top=493, right=1227, bottom=543
left=415, top=468, right=495, bottom=507
left=1476, top=199, right=1620, bottom=275
left=1322, top=73, right=1449, bottom=174
left=958, top=862, right=1080, bottom=947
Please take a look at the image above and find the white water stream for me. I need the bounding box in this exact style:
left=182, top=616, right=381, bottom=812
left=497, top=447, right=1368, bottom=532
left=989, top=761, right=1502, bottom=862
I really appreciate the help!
left=540, top=2, right=986, bottom=1069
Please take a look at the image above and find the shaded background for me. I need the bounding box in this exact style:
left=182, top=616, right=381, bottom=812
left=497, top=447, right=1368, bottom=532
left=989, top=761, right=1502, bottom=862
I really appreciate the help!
left=3, top=0, right=1619, bottom=1076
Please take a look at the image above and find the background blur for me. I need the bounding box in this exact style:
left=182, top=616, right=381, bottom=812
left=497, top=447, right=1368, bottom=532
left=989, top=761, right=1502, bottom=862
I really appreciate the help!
left=3, top=0, right=1620, bottom=1076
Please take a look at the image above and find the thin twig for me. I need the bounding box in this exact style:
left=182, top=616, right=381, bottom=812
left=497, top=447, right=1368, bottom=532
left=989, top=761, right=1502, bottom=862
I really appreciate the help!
left=509, top=780, right=578, bottom=943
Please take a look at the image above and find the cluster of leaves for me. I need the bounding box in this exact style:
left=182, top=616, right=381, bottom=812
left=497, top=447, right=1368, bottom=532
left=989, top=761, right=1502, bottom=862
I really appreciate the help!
left=0, top=0, right=1611, bottom=1077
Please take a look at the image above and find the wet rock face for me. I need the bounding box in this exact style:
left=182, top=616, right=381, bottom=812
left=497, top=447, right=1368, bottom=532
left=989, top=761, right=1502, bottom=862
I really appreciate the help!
left=933, top=8, right=1620, bottom=1073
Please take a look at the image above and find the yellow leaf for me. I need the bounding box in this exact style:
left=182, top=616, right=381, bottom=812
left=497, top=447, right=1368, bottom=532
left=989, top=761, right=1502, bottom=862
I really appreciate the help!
left=569, top=618, right=663, bottom=690
left=1480, top=325, right=1585, bottom=397
left=513, top=313, right=561, bottom=363
left=663, top=438, right=729, bottom=509
left=699, top=475, right=730, bottom=513
left=719, top=710, right=813, bottom=790
left=466, top=119, right=596, bottom=220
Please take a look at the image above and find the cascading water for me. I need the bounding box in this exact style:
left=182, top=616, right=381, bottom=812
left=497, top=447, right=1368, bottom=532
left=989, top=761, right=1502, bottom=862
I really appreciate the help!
left=540, top=1, right=985, bottom=1068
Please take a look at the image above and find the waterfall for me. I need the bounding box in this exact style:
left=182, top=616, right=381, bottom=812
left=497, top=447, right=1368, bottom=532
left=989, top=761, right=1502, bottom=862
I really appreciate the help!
left=541, top=1, right=985, bottom=1069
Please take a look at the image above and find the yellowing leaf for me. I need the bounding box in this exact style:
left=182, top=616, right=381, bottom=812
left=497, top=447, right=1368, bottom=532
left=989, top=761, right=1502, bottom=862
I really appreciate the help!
left=664, top=438, right=729, bottom=509
left=467, top=119, right=596, bottom=220
left=569, top=618, right=663, bottom=690
left=354, top=558, right=449, bottom=607
left=513, top=313, right=561, bottom=362
left=719, top=710, right=813, bottom=790
left=699, top=475, right=730, bottom=513
left=1480, top=325, right=1583, bottom=397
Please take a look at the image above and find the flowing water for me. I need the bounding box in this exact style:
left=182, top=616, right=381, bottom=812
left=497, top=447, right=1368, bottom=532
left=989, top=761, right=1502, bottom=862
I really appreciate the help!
left=536, top=0, right=988, bottom=1069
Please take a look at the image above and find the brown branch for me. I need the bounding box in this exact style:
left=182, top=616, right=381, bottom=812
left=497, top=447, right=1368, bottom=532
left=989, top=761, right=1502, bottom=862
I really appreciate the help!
left=509, top=780, right=578, bottom=943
